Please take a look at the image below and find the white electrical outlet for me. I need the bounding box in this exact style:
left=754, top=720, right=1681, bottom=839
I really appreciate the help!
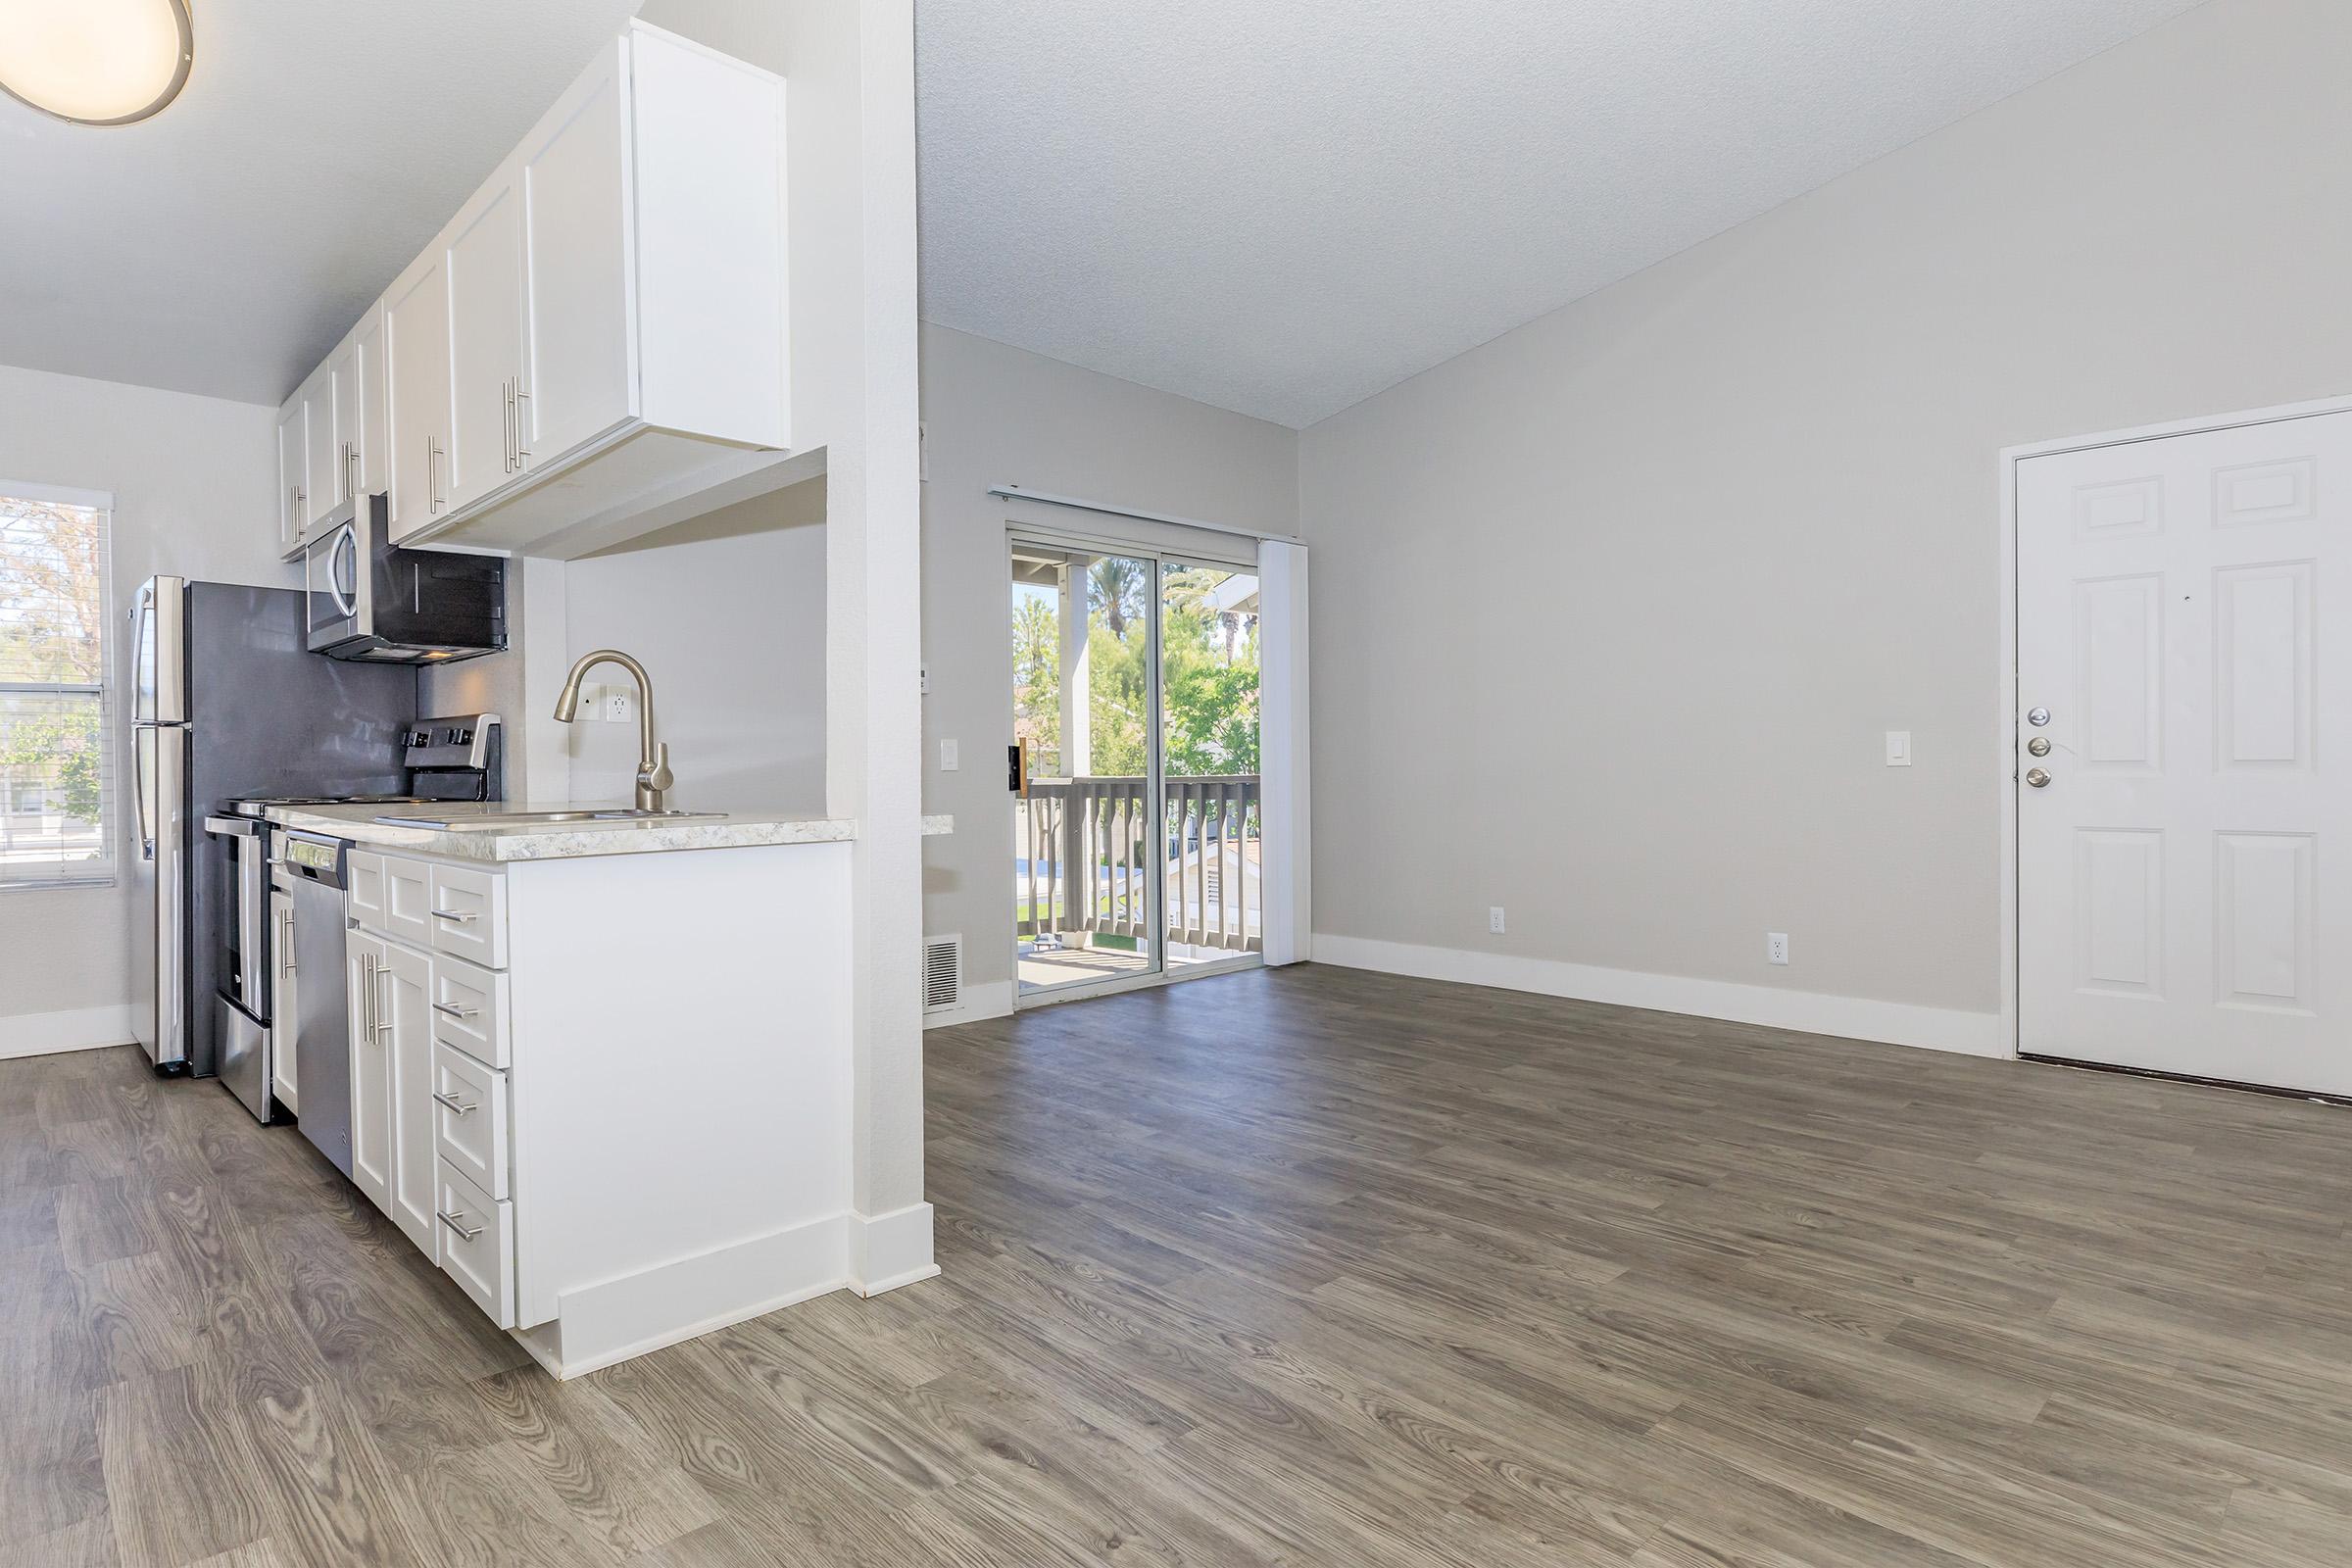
left=1489, top=906, right=1506, bottom=935
left=1767, top=932, right=1789, bottom=965
left=604, top=687, right=635, bottom=724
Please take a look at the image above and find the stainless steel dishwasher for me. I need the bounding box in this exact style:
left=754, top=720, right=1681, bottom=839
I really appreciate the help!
left=282, top=831, right=357, bottom=1179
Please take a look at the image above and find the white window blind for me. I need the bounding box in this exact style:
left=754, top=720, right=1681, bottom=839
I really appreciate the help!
left=0, top=488, right=112, bottom=889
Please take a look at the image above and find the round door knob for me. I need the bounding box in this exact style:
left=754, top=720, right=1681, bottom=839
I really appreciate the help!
left=2028, top=736, right=2051, bottom=757
left=2026, top=767, right=2052, bottom=788
left=2027, top=707, right=2052, bottom=727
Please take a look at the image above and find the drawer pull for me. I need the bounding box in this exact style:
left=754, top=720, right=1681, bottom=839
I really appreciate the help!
left=436, top=1208, right=483, bottom=1242
left=429, top=907, right=479, bottom=923
left=431, top=1001, right=480, bottom=1020
left=431, top=1090, right=477, bottom=1116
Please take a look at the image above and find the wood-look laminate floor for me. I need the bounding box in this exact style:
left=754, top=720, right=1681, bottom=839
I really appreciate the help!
left=8, top=963, right=2352, bottom=1566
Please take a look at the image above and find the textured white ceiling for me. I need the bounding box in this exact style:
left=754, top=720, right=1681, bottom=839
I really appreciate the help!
left=0, top=0, right=640, bottom=406
left=914, top=0, right=2208, bottom=427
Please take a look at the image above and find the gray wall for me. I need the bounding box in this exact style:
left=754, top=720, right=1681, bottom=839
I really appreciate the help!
left=1299, top=0, right=2352, bottom=1017
left=918, top=322, right=1298, bottom=1005
left=562, top=486, right=829, bottom=814
left=0, top=363, right=286, bottom=1033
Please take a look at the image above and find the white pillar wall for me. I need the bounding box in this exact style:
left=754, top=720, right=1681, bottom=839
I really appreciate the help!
left=1056, top=555, right=1092, bottom=775
left=1257, top=539, right=1312, bottom=965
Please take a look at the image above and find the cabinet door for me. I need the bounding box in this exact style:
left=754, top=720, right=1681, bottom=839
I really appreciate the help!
left=520, top=37, right=633, bottom=466
left=303, top=368, right=338, bottom=528
left=276, top=394, right=307, bottom=555
left=382, top=940, right=438, bottom=1257
left=383, top=246, right=452, bottom=543
left=353, top=306, right=389, bottom=498
left=445, top=161, right=526, bottom=512
left=270, top=887, right=298, bottom=1111
left=348, top=931, right=393, bottom=1211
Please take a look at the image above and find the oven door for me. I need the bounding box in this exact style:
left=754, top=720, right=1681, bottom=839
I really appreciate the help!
left=203, top=815, right=270, bottom=1017
left=304, top=506, right=368, bottom=652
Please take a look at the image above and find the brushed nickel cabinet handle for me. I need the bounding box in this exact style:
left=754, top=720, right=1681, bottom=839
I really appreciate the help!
left=513, top=384, right=530, bottom=463
left=429, top=907, right=477, bottom=923
left=431, top=1090, right=477, bottom=1116
left=436, top=1208, right=482, bottom=1242
left=430, top=1000, right=479, bottom=1019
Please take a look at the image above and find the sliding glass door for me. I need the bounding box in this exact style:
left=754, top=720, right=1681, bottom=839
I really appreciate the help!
left=1009, top=536, right=1263, bottom=1004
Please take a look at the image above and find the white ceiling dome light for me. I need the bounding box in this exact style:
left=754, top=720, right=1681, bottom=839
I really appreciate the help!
left=0, top=0, right=192, bottom=126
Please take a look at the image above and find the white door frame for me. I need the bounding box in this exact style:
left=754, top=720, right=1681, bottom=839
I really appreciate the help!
left=1995, top=390, right=2352, bottom=1059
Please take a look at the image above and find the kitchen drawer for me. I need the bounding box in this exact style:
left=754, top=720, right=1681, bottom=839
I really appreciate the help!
left=384, top=857, right=435, bottom=947
left=428, top=951, right=511, bottom=1068
left=426, top=861, right=507, bottom=968
left=434, top=1158, right=514, bottom=1329
left=353, top=851, right=434, bottom=945
left=431, top=1041, right=510, bottom=1199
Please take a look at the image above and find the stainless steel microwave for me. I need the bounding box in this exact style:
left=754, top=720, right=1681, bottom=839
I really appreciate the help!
left=304, top=494, right=507, bottom=663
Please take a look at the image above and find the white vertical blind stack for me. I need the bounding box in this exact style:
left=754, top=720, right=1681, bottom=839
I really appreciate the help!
left=0, top=491, right=112, bottom=887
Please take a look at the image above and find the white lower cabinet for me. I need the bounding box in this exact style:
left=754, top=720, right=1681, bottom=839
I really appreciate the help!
left=347, top=932, right=393, bottom=1211
left=382, top=940, right=438, bottom=1256
left=348, top=854, right=517, bottom=1325
left=323, top=833, right=858, bottom=1374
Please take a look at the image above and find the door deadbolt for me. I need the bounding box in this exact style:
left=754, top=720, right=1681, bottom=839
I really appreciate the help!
left=2027, top=706, right=2051, bottom=726
left=2027, top=736, right=2051, bottom=757
left=2026, top=767, right=2052, bottom=788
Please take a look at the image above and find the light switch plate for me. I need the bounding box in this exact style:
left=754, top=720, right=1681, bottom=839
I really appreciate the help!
left=1885, top=730, right=1912, bottom=766
left=939, top=739, right=959, bottom=771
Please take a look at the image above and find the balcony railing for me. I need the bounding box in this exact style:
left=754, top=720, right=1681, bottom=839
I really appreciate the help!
left=1015, top=775, right=1261, bottom=956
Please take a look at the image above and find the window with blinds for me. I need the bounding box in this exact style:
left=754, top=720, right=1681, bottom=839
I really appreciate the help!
left=0, top=489, right=112, bottom=889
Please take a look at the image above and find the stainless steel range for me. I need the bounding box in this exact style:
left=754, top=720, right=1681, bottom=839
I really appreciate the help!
left=204, top=714, right=502, bottom=1126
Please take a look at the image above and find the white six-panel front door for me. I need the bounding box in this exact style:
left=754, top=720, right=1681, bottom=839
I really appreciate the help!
left=2018, top=411, right=2348, bottom=1093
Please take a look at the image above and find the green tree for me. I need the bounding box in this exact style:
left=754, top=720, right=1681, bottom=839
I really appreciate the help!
left=0, top=704, right=103, bottom=821
left=1009, top=591, right=1060, bottom=771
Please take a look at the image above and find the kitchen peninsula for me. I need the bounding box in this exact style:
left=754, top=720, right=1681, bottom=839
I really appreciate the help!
left=261, top=802, right=952, bottom=1378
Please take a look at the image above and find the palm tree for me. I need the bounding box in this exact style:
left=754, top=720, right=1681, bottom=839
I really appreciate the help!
left=1088, top=557, right=1147, bottom=640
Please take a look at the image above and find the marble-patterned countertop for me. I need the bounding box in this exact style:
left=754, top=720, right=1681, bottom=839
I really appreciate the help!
left=259, top=801, right=954, bottom=864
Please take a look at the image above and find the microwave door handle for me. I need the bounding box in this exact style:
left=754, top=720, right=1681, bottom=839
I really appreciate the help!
left=327, top=528, right=359, bottom=619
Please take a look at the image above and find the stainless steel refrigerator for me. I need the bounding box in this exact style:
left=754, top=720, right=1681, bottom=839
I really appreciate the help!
left=127, top=577, right=415, bottom=1106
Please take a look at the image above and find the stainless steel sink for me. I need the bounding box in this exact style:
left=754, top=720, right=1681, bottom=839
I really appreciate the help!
left=373, top=808, right=722, bottom=830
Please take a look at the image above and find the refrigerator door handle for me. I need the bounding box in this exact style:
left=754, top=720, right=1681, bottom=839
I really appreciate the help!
left=132, top=723, right=155, bottom=858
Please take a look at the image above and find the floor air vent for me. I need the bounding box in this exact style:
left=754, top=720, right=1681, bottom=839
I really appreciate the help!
left=923, top=935, right=962, bottom=1012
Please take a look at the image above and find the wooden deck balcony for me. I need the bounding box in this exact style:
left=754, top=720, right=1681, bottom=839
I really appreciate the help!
left=1015, top=774, right=1261, bottom=987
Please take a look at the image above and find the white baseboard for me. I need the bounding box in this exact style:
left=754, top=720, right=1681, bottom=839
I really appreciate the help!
left=0, top=1004, right=134, bottom=1061
left=923, top=979, right=1013, bottom=1030
left=1310, top=935, right=2007, bottom=1058
left=514, top=1213, right=856, bottom=1380
left=508, top=1201, right=943, bottom=1378
left=850, top=1200, right=939, bottom=1295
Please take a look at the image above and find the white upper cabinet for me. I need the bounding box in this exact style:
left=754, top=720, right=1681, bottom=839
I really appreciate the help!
left=327, top=306, right=388, bottom=510
left=444, top=160, right=528, bottom=514
left=382, top=244, right=453, bottom=544
left=302, top=365, right=338, bottom=532
left=273, top=21, right=789, bottom=562
left=518, top=37, right=633, bottom=468
left=275, top=391, right=307, bottom=557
